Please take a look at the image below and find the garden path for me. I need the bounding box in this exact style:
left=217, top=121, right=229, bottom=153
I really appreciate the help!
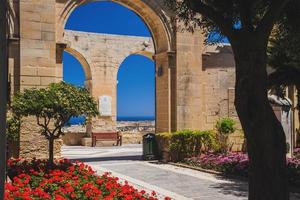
left=62, top=145, right=300, bottom=200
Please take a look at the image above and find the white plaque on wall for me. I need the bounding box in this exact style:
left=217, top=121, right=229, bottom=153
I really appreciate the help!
left=99, top=96, right=112, bottom=116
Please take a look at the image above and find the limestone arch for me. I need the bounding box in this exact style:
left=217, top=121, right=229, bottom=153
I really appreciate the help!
left=115, top=51, right=155, bottom=81
left=63, top=47, right=93, bottom=93
left=132, top=51, right=154, bottom=60
left=116, top=54, right=156, bottom=122
left=64, top=47, right=92, bottom=81
left=56, top=0, right=173, bottom=54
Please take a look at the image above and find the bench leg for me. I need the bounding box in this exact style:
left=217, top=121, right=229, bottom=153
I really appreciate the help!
left=119, top=136, right=122, bottom=146
left=92, top=137, right=95, bottom=147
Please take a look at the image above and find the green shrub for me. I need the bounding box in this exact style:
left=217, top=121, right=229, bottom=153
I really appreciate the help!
left=215, top=118, right=236, bottom=135
left=158, top=130, right=217, bottom=162
left=6, top=112, right=20, bottom=143
left=215, top=118, right=236, bottom=153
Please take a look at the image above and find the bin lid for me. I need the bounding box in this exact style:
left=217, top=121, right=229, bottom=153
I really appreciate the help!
left=143, top=133, right=155, bottom=139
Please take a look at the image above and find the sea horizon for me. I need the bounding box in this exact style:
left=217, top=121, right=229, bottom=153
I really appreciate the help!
left=117, top=116, right=155, bottom=121
left=67, top=116, right=155, bottom=125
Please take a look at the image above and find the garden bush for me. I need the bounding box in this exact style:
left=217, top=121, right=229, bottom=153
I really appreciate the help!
left=5, top=159, right=171, bottom=200
left=6, top=112, right=20, bottom=143
left=157, top=130, right=217, bottom=162
left=215, top=118, right=236, bottom=153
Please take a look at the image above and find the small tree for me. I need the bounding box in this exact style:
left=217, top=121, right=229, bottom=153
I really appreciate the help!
left=12, top=82, right=99, bottom=164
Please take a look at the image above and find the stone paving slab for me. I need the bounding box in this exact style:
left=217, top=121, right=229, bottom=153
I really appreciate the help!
left=92, top=161, right=248, bottom=200
left=62, top=145, right=300, bottom=200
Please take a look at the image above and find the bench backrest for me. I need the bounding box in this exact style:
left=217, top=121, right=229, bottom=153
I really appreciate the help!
left=92, top=132, right=119, bottom=140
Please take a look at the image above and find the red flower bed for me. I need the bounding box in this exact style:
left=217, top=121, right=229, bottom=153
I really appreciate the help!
left=5, top=159, right=171, bottom=200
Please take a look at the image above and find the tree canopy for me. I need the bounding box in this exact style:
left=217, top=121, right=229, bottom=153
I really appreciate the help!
left=12, top=82, right=99, bottom=163
left=166, top=0, right=289, bottom=44
left=268, top=0, right=300, bottom=91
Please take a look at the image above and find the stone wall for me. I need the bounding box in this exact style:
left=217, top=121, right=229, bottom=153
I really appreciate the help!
left=19, top=117, right=62, bottom=159
left=202, top=45, right=238, bottom=130
left=121, top=133, right=144, bottom=145
left=62, top=132, right=87, bottom=146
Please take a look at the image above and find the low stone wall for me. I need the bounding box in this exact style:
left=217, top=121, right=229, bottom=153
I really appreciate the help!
left=62, top=132, right=144, bottom=146
left=121, top=132, right=144, bottom=144
left=228, top=131, right=246, bottom=152
left=19, top=117, right=62, bottom=159
left=62, top=132, right=87, bottom=146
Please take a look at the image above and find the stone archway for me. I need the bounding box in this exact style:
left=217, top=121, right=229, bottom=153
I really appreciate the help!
left=62, top=30, right=156, bottom=131
left=56, top=1, right=175, bottom=133
left=56, top=0, right=173, bottom=53
left=63, top=47, right=93, bottom=93
left=64, top=48, right=92, bottom=82
left=11, top=0, right=218, bottom=159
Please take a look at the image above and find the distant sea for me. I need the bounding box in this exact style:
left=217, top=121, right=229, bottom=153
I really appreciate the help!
left=117, top=116, right=155, bottom=121
left=67, top=116, right=155, bottom=125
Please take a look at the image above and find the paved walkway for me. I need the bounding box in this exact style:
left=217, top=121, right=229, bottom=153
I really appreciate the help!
left=62, top=145, right=300, bottom=200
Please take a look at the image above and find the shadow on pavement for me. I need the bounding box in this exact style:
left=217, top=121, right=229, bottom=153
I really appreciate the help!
left=68, top=155, right=143, bottom=163
left=211, top=179, right=300, bottom=199
left=210, top=177, right=248, bottom=198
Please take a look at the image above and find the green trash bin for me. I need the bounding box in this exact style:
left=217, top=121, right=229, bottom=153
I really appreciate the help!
left=142, top=133, right=157, bottom=160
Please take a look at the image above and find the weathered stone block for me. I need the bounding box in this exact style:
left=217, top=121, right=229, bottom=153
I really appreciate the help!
left=20, top=76, right=40, bottom=86
left=81, top=138, right=92, bottom=147
left=19, top=117, right=62, bottom=159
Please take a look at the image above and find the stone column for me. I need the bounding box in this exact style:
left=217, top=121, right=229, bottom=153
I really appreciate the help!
left=288, top=86, right=299, bottom=148
left=19, top=0, right=61, bottom=159
left=175, top=30, right=205, bottom=130
left=90, top=61, right=119, bottom=132
left=155, top=51, right=176, bottom=133
left=19, top=0, right=59, bottom=89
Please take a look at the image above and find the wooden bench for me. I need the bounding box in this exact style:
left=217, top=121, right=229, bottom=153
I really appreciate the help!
left=92, top=132, right=122, bottom=147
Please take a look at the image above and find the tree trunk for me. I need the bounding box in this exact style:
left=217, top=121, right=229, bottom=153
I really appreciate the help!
left=48, top=137, right=55, bottom=165
left=231, top=38, right=289, bottom=200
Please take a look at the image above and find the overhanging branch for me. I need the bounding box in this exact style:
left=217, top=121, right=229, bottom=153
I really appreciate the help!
left=239, top=0, right=254, bottom=32
left=256, top=0, right=289, bottom=37
left=186, top=0, right=235, bottom=38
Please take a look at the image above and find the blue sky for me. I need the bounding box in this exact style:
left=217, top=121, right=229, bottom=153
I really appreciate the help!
left=63, top=1, right=155, bottom=118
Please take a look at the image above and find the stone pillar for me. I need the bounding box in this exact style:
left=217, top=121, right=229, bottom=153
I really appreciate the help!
left=8, top=38, right=20, bottom=97
left=155, top=51, right=176, bottom=132
left=175, top=30, right=205, bottom=130
left=19, top=0, right=61, bottom=159
left=288, top=86, right=299, bottom=148
left=55, top=42, right=66, bottom=81
left=90, top=61, right=119, bottom=132
left=19, top=0, right=59, bottom=89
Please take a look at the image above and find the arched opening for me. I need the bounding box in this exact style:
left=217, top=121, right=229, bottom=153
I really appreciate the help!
left=56, top=0, right=172, bottom=53
left=117, top=54, right=155, bottom=131
left=62, top=51, right=89, bottom=127
left=63, top=51, right=86, bottom=87
left=60, top=1, right=168, bottom=151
